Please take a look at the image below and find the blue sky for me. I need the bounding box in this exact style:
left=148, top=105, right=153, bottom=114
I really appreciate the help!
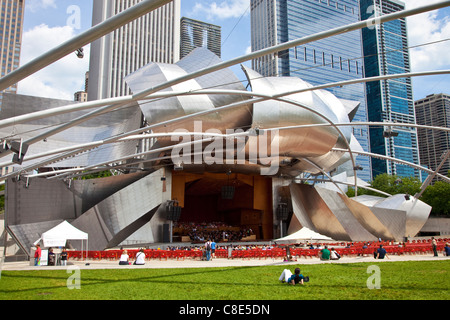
left=17, top=0, right=450, bottom=101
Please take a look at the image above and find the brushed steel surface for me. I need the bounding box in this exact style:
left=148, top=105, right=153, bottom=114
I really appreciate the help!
left=372, top=194, right=431, bottom=238
left=314, top=186, right=378, bottom=241
left=286, top=183, right=420, bottom=241
left=289, top=183, right=351, bottom=241
left=339, top=193, right=397, bottom=240
left=0, top=93, right=142, bottom=168
left=243, top=66, right=349, bottom=159
left=125, top=48, right=252, bottom=148
left=71, top=168, right=169, bottom=250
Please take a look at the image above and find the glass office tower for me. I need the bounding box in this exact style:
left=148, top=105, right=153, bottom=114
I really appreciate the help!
left=415, top=93, right=450, bottom=181
left=0, top=0, right=25, bottom=109
left=180, top=17, right=221, bottom=59
left=251, top=0, right=371, bottom=181
left=360, top=0, right=421, bottom=180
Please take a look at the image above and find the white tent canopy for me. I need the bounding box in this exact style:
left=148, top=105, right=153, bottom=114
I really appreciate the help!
left=274, top=227, right=334, bottom=244
left=37, top=221, right=88, bottom=256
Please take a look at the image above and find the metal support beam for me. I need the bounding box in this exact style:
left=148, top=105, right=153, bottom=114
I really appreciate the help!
left=0, top=0, right=171, bottom=91
left=332, top=147, right=450, bottom=183
left=132, top=1, right=450, bottom=99
left=0, top=69, right=448, bottom=131
left=415, top=150, right=450, bottom=199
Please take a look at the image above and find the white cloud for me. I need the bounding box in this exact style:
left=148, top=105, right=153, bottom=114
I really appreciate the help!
left=191, top=0, right=250, bottom=20
left=403, top=0, right=450, bottom=72
left=400, top=1, right=450, bottom=98
left=27, top=0, right=57, bottom=12
left=17, top=24, right=89, bottom=100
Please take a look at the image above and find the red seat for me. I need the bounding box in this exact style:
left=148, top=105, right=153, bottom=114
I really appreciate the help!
left=160, top=251, right=168, bottom=260
left=107, top=251, right=118, bottom=260
left=175, top=250, right=185, bottom=260
left=259, top=250, right=270, bottom=260
left=215, top=249, right=227, bottom=258
left=232, top=250, right=244, bottom=259
left=88, top=251, right=101, bottom=260
left=192, top=251, right=202, bottom=260
left=68, top=251, right=81, bottom=260
left=144, top=250, right=152, bottom=260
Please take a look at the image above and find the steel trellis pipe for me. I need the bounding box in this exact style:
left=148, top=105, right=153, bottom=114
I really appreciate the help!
left=0, top=0, right=172, bottom=91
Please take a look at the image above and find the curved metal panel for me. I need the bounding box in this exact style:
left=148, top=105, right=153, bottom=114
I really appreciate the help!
left=373, top=194, right=431, bottom=238
left=288, top=183, right=415, bottom=241
left=177, top=48, right=250, bottom=108
left=125, top=48, right=252, bottom=148
left=314, top=186, right=378, bottom=241
left=243, top=67, right=340, bottom=158
left=338, top=193, right=397, bottom=240
left=71, top=168, right=170, bottom=250
left=289, top=183, right=351, bottom=241
left=242, top=66, right=353, bottom=175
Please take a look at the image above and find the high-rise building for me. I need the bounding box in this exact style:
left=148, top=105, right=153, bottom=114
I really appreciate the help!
left=88, top=0, right=181, bottom=101
left=250, top=0, right=371, bottom=181
left=0, top=0, right=25, bottom=109
left=360, top=0, right=421, bottom=180
left=415, top=93, right=450, bottom=181
left=74, top=71, right=89, bottom=102
left=180, top=17, right=221, bottom=59
left=74, top=91, right=87, bottom=102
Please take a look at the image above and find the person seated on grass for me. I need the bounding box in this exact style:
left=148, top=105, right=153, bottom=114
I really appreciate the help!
left=330, top=248, right=341, bottom=260
left=375, top=245, right=388, bottom=259
left=119, top=250, right=130, bottom=265
left=279, top=268, right=309, bottom=285
left=134, top=248, right=146, bottom=265
left=443, top=243, right=450, bottom=257
left=320, top=246, right=331, bottom=260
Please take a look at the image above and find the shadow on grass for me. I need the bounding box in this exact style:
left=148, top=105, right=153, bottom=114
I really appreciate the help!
left=1, top=261, right=448, bottom=299
left=0, top=265, right=282, bottom=295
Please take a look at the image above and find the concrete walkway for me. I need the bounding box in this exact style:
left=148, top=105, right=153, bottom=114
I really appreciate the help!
left=1, top=253, right=447, bottom=271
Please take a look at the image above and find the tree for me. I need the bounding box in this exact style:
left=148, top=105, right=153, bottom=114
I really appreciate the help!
left=346, top=172, right=450, bottom=217
left=77, top=170, right=113, bottom=180
left=346, top=173, right=421, bottom=198
left=421, top=180, right=450, bottom=216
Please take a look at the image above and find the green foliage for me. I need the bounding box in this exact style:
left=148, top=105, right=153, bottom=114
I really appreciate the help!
left=0, top=261, right=448, bottom=300
left=346, top=173, right=421, bottom=198
left=421, top=180, right=450, bottom=216
left=77, top=170, right=113, bottom=180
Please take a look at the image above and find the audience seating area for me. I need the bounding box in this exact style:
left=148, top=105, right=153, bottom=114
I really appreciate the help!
left=173, top=222, right=256, bottom=243
left=65, top=238, right=449, bottom=261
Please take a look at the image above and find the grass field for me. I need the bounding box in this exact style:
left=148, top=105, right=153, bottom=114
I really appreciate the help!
left=0, top=260, right=448, bottom=301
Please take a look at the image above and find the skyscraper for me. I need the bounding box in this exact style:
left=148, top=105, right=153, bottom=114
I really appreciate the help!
left=0, top=0, right=25, bottom=108
left=360, top=0, right=421, bottom=180
left=180, top=17, right=221, bottom=59
left=415, top=93, right=450, bottom=181
left=250, top=0, right=371, bottom=181
left=88, top=0, right=180, bottom=101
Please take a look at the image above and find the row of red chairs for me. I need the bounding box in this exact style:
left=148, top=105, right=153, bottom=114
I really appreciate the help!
left=66, top=242, right=448, bottom=261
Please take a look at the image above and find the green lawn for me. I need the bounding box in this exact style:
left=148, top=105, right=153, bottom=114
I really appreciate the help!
left=0, top=261, right=448, bottom=300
